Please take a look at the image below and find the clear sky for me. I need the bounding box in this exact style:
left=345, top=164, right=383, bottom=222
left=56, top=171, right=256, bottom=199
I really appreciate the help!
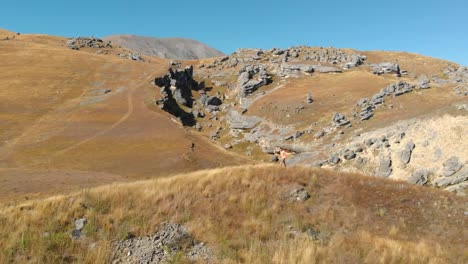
left=1, top=0, right=467, bottom=65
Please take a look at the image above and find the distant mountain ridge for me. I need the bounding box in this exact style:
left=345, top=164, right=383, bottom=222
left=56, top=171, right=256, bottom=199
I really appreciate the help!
left=103, top=34, right=224, bottom=60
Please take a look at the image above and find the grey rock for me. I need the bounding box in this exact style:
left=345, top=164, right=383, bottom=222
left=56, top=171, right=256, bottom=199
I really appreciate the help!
left=237, top=65, right=272, bottom=98
left=306, top=92, right=313, bottom=104
left=358, top=105, right=374, bottom=121
left=356, top=98, right=368, bottom=107
left=329, top=154, right=341, bottom=164
left=313, top=65, right=342, bottom=73
left=376, top=157, right=392, bottom=177
left=286, top=187, right=311, bottom=202
left=226, top=110, right=262, bottom=129
left=393, top=81, right=414, bottom=96
left=408, top=170, right=429, bottom=185
left=314, top=130, right=325, bottom=139
left=417, top=75, right=430, bottom=89
left=435, top=167, right=468, bottom=187
left=71, top=217, right=87, bottom=239
left=343, top=150, right=356, bottom=160
left=206, top=96, right=222, bottom=106
left=443, top=157, right=463, bottom=177
left=371, top=62, right=401, bottom=75
left=398, top=141, right=415, bottom=165
left=332, top=113, right=350, bottom=127
left=112, top=222, right=213, bottom=263
left=294, top=131, right=304, bottom=139
left=224, top=144, right=232, bottom=149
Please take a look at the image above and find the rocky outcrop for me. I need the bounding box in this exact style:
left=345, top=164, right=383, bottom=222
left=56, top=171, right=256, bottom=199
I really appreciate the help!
left=155, top=66, right=198, bottom=107
left=237, top=65, right=272, bottom=98
left=66, top=37, right=112, bottom=50
left=154, top=66, right=200, bottom=126
left=113, top=222, right=212, bottom=264
left=370, top=62, right=401, bottom=76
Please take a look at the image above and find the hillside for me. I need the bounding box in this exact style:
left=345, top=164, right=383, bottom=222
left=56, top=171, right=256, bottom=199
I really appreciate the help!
left=0, top=29, right=467, bottom=263
left=0, top=30, right=249, bottom=202
left=0, top=165, right=466, bottom=263
left=103, top=35, right=224, bottom=60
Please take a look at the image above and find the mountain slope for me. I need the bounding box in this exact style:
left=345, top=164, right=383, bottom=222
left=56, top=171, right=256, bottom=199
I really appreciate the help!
left=103, top=34, right=224, bottom=60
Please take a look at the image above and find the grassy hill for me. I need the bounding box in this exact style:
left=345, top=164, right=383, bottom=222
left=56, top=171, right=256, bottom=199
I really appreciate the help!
left=0, top=165, right=466, bottom=263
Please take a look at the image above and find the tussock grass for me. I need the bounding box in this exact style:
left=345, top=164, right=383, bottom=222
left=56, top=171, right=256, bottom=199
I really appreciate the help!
left=0, top=165, right=466, bottom=263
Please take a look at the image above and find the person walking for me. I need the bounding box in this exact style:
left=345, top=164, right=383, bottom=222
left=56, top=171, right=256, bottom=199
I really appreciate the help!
left=278, top=147, right=295, bottom=168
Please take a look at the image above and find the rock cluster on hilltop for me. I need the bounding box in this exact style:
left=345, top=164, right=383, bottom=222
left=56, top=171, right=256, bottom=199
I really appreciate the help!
left=112, top=222, right=213, bottom=264
left=66, top=37, right=112, bottom=50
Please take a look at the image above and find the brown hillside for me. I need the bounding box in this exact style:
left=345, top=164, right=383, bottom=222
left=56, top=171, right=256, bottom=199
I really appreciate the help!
left=0, top=32, right=250, bottom=202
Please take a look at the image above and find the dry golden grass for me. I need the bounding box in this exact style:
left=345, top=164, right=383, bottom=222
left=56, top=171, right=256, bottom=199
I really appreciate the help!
left=0, top=165, right=466, bottom=263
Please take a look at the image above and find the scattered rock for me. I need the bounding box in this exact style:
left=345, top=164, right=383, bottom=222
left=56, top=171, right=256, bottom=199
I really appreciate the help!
left=71, top=217, right=87, bottom=239
left=332, top=113, right=350, bottom=127
left=417, top=75, right=430, bottom=89
left=286, top=186, right=311, bottom=202
left=314, top=130, right=325, bottom=139
left=306, top=92, right=313, bottom=104
left=343, top=150, right=356, bottom=160
left=113, top=223, right=212, bottom=264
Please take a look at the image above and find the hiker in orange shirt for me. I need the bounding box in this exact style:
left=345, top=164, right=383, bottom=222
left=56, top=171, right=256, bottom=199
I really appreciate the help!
left=276, top=147, right=295, bottom=168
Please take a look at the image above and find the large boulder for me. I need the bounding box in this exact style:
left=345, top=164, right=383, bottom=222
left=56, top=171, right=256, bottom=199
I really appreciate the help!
left=376, top=156, right=392, bottom=177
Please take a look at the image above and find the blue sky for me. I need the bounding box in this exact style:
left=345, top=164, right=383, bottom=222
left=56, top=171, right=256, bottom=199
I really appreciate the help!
left=1, top=0, right=467, bottom=65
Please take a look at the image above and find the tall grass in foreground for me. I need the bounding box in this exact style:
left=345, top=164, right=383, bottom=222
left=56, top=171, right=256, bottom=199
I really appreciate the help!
left=0, top=165, right=466, bottom=263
